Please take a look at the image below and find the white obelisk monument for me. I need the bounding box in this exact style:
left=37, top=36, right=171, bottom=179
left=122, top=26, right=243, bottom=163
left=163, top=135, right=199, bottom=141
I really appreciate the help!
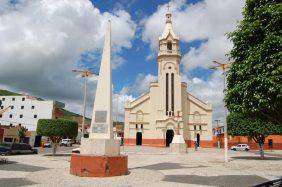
left=80, top=20, right=120, bottom=155
left=70, top=21, right=127, bottom=177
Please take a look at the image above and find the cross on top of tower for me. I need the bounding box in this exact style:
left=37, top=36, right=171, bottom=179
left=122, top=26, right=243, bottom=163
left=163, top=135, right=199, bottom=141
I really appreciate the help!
left=167, top=3, right=171, bottom=12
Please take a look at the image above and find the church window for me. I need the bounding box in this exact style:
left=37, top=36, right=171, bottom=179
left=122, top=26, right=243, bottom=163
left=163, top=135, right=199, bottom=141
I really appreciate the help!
left=166, top=73, right=169, bottom=115
left=135, top=124, right=138, bottom=129
left=199, top=125, right=202, bottom=130
left=171, top=73, right=174, bottom=113
left=194, top=112, right=201, bottom=123
left=194, top=125, right=196, bottom=130
left=168, top=66, right=171, bottom=69
left=141, top=124, right=143, bottom=129
left=136, top=111, right=143, bottom=122
left=167, top=42, right=172, bottom=50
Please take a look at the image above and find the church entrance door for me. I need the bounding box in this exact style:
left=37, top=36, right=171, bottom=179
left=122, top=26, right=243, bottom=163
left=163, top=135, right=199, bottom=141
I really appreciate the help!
left=166, top=130, right=174, bottom=147
left=136, top=132, right=142, bottom=145
left=197, top=133, right=200, bottom=147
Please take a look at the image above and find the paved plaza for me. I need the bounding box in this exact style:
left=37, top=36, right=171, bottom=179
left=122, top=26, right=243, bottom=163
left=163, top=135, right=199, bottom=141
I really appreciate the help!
left=0, top=146, right=281, bottom=187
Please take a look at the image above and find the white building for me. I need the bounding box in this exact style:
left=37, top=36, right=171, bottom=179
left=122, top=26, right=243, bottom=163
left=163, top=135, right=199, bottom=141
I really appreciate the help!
left=124, top=10, right=213, bottom=148
left=0, top=95, right=65, bottom=131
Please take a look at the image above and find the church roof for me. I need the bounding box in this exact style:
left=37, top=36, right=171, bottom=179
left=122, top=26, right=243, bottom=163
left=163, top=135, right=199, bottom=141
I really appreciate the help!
left=159, top=11, right=179, bottom=40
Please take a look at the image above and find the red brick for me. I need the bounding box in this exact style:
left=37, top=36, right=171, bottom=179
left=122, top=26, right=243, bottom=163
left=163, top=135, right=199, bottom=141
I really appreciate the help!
left=70, top=154, right=128, bottom=177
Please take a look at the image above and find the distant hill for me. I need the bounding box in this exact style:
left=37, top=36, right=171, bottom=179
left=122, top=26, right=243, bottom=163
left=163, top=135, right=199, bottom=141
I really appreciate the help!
left=0, top=89, right=21, bottom=96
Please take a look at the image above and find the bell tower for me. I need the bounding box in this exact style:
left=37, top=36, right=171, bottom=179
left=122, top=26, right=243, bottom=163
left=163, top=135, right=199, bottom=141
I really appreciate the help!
left=157, top=7, right=182, bottom=118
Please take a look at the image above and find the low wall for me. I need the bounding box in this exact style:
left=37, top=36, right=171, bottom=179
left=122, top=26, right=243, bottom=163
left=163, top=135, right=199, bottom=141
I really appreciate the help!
left=213, top=135, right=282, bottom=150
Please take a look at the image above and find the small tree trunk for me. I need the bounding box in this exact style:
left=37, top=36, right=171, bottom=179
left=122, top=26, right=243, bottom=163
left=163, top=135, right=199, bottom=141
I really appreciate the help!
left=253, top=135, right=266, bottom=160
left=52, top=143, right=57, bottom=156
left=258, top=143, right=264, bottom=159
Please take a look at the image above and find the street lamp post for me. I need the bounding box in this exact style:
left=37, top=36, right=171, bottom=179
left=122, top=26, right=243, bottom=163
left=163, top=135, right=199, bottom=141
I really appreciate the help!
left=210, top=60, right=231, bottom=163
left=72, top=69, right=98, bottom=138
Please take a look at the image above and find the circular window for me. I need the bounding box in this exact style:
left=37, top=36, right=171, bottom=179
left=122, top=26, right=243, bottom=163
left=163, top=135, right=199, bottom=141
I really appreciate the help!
left=168, top=66, right=171, bottom=69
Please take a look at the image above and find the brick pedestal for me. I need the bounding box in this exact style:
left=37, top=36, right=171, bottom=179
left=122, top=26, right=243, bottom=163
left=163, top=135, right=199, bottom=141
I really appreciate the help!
left=70, top=154, right=128, bottom=177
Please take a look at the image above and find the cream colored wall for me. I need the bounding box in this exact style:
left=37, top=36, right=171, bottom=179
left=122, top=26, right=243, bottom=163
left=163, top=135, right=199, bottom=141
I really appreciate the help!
left=124, top=12, right=213, bottom=144
left=185, top=95, right=213, bottom=141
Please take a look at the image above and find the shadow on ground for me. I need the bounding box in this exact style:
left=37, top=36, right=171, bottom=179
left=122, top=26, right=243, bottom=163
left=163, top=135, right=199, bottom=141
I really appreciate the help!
left=162, top=174, right=268, bottom=187
left=0, top=162, right=48, bottom=172
left=232, top=156, right=282, bottom=160
left=130, top=162, right=208, bottom=170
left=44, top=153, right=71, bottom=157
left=0, top=178, right=37, bottom=187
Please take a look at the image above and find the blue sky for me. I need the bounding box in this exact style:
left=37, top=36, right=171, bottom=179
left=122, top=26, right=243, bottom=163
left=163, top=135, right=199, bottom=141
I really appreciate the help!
left=0, top=0, right=245, bottom=123
left=86, top=0, right=211, bottom=95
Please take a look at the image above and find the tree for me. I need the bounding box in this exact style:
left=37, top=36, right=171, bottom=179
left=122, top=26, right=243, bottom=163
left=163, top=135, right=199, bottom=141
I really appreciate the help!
left=226, top=0, right=282, bottom=125
left=227, top=112, right=282, bottom=159
left=37, top=119, right=78, bottom=155
left=18, top=126, right=28, bottom=143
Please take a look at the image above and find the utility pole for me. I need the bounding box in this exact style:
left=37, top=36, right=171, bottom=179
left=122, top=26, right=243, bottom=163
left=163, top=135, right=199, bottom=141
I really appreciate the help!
left=72, top=69, right=98, bottom=138
left=210, top=60, right=231, bottom=163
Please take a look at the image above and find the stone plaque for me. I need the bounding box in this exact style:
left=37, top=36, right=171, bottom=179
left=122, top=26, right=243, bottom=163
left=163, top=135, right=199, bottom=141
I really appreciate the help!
left=93, top=123, right=108, bottom=133
left=95, top=111, right=107, bottom=123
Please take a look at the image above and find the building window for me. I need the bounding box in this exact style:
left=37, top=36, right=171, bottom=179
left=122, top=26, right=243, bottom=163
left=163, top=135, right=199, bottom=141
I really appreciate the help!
left=194, top=125, right=196, bottom=130
left=1, top=106, right=3, bottom=109
left=34, top=114, right=37, bottom=118
left=136, top=111, right=143, bottom=122
left=2, top=98, right=5, bottom=101
left=135, top=124, right=138, bottom=129
left=9, top=114, right=12, bottom=118
left=141, top=124, right=143, bottom=129
left=199, top=125, right=202, bottom=130
left=31, top=106, right=35, bottom=109
left=12, top=98, right=15, bottom=101
left=21, top=106, right=24, bottom=109
left=11, top=106, right=14, bottom=109
left=20, top=114, right=23, bottom=118
left=194, top=112, right=201, bottom=123
left=167, top=42, right=172, bottom=50
left=0, top=114, right=2, bottom=118
left=22, top=97, right=25, bottom=101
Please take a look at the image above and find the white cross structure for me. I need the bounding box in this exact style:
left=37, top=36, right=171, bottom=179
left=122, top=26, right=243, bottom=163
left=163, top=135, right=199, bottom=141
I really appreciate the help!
left=167, top=3, right=171, bottom=11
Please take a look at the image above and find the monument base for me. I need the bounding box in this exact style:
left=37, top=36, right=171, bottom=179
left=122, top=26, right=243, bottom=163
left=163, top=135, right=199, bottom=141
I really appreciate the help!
left=170, top=135, right=187, bottom=153
left=70, top=154, right=128, bottom=177
left=80, top=138, right=120, bottom=155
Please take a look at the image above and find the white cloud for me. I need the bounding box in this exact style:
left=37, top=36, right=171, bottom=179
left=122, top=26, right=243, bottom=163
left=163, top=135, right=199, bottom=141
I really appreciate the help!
left=121, top=73, right=157, bottom=96
left=142, top=0, right=244, bottom=70
left=182, top=36, right=233, bottom=70
left=141, top=0, right=244, bottom=123
left=113, top=93, right=135, bottom=121
left=0, top=0, right=136, bottom=116
left=182, top=71, right=226, bottom=125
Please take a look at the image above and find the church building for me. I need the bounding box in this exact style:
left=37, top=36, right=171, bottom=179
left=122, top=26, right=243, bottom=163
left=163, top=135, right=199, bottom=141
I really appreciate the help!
left=124, top=10, right=213, bottom=148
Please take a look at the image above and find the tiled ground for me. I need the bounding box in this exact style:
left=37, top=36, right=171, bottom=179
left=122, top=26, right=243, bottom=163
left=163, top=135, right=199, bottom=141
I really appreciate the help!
left=0, top=146, right=281, bottom=187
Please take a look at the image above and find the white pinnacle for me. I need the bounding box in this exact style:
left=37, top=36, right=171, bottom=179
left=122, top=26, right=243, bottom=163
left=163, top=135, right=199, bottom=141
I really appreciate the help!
left=89, top=20, right=113, bottom=140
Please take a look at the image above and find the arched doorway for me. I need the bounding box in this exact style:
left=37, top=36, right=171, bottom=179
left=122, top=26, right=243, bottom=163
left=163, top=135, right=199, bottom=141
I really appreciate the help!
left=136, top=132, right=142, bottom=145
left=197, top=133, right=200, bottom=147
left=166, top=130, right=174, bottom=147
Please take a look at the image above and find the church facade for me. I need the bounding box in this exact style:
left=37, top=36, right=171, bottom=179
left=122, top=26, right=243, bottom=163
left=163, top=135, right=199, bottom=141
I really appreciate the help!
left=124, top=10, right=213, bottom=148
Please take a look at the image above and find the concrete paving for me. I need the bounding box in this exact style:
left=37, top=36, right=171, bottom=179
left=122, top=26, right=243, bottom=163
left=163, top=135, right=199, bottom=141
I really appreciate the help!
left=0, top=146, right=281, bottom=187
